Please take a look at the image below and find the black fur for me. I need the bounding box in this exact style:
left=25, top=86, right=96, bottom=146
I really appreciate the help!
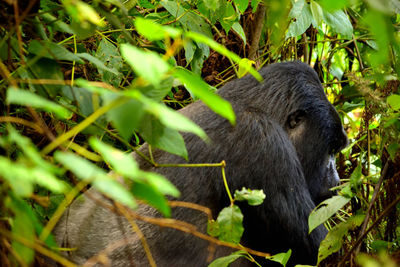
left=54, top=61, right=348, bottom=266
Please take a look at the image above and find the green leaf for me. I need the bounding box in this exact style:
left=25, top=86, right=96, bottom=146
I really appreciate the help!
left=54, top=152, right=137, bottom=208
left=308, top=195, right=351, bottom=233
left=9, top=197, right=36, bottom=265
left=323, top=10, right=353, bottom=39
left=318, top=215, right=364, bottom=264
left=7, top=88, right=72, bottom=119
left=95, top=38, right=123, bottom=87
left=185, top=31, right=262, bottom=81
left=104, top=93, right=144, bottom=140
left=234, top=0, right=249, bottom=14
left=216, top=205, right=244, bottom=243
left=135, top=17, right=181, bottom=41
left=234, top=187, right=266, bottom=206
left=320, top=0, right=349, bottom=11
left=138, top=76, right=174, bottom=101
left=40, top=13, right=74, bottom=34
left=387, top=143, right=400, bottom=160
left=8, top=127, right=61, bottom=175
left=266, top=249, right=292, bottom=267
left=129, top=90, right=207, bottom=140
left=219, top=3, right=237, bottom=33
left=131, top=181, right=171, bottom=217
left=310, top=0, right=323, bottom=26
left=28, top=40, right=84, bottom=64
left=349, top=164, right=363, bottom=189
left=238, top=58, right=255, bottom=78
left=232, top=22, right=246, bottom=44
left=208, top=251, right=247, bottom=267
left=89, top=138, right=139, bottom=178
left=138, top=119, right=189, bottom=159
left=173, top=68, right=236, bottom=125
left=289, top=0, right=306, bottom=18
left=207, top=219, right=220, bottom=237
left=0, top=157, right=33, bottom=196
left=286, top=3, right=312, bottom=38
left=28, top=40, right=83, bottom=63
left=120, top=44, right=170, bottom=86
left=77, top=52, right=119, bottom=75
left=161, top=0, right=212, bottom=38
left=138, top=171, right=180, bottom=197
left=387, top=94, right=400, bottom=110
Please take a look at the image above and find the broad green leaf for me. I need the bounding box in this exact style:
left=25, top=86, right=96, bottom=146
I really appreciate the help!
left=219, top=3, right=237, bottom=33
left=308, top=195, right=351, bottom=233
left=318, top=215, right=364, bottom=264
left=129, top=90, right=207, bottom=140
left=0, top=157, right=33, bottom=196
left=185, top=31, right=262, bottom=81
left=77, top=52, right=119, bottom=75
left=208, top=251, right=247, bottom=267
left=104, top=93, right=144, bottom=140
left=9, top=198, right=36, bottom=265
left=7, top=88, right=72, bottom=119
left=387, top=143, right=400, bottom=160
left=202, top=0, right=221, bottom=11
left=289, top=0, right=306, bottom=18
left=173, top=68, right=235, bottom=125
left=310, top=0, right=323, bottom=26
left=28, top=40, right=83, bottom=63
left=120, top=44, right=170, bottom=86
left=55, top=152, right=137, bottom=208
left=40, top=13, right=74, bottom=34
left=131, top=181, right=171, bottom=217
left=138, top=76, right=174, bottom=101
left=8, top=127, right=61, bottom=174
left=25, top=58, right=64, bottom=97
left=286, top=3, right=312, bottom=38
left=349, top=164, right=363, bottom=189
left=95, top=38, right=123, bottom=87
left=135, top=17, right=181, bottom=41
left=234, top=0, right=249, bottom=14
left=387, top=94, right=400, bottom=110
left=234, top=187, right=266, bottom=206
left=89, top=138, right=139, bottom=178
left=138, top=115, right=188, bottom=159
left=138, top=171, right=180, bottom=197
left=207, top=219, right=220, bottom=237
left=216, top=205, right=244, bottom=243
left=266, top=249, right=292, bottom=267
left=320, top=0, right=348, bottom=11
left=238, top=58, right=255, bottom=78
left=161, top=0, right=212, bottom=38
left=323, top=10, right=353, bottom=39
left=232, top=22, right=246, bottom=44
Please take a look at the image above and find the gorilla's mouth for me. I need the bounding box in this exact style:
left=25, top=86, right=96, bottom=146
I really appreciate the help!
left=314, top=156, right=340, bottom=205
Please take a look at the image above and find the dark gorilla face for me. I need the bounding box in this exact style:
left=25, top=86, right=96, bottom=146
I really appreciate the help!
left=286, top=94, right=348, bottom=205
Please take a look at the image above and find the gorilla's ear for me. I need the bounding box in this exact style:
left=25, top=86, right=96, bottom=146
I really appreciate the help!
left=287, top=110, right=306, bottom=129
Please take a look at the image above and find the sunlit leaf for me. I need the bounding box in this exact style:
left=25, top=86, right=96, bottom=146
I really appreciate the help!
left=173, top=68, right=236, bottom=125
left=55, top=152, right=137, bottom=208
left=208, top=251, right=247, bottom=267
left=309, top=195, right=351, bottom=233
left=266, top=249, right=292, bottom=267
left=7, top=88, right=72, bottom=119
left=387, top=94, right=400, bottom=110
left=120, top=44, right=170, bottom=86
left=234, top=187, right=265, bottom=206
left=216, top=205, right=244, bottom=243
left=318, top=215, right=364, bottom=264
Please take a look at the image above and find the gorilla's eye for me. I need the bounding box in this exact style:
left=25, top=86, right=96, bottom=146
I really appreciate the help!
left=287, top=110, right=306, bottom=129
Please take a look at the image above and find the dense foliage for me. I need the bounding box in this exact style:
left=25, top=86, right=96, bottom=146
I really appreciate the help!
left=0, top=0, right=399, bottom=266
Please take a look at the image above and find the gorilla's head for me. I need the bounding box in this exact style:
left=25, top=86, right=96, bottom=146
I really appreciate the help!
left=277, top=62, right=349, bottom=204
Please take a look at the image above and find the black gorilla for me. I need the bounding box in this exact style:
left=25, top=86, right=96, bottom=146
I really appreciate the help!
left=54, top=61, right=348, bottom=266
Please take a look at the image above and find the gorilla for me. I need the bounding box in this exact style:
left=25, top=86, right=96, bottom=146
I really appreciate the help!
left=54, top=61, right=348, bottom=266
